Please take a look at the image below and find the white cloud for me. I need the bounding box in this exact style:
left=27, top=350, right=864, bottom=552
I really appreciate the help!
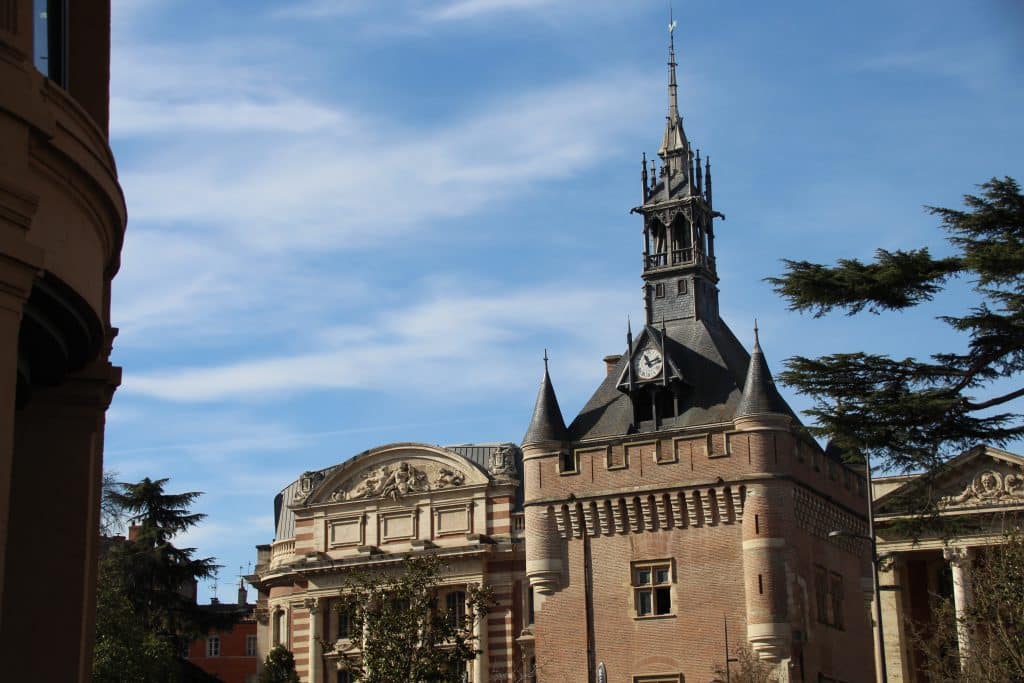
left=423, top=0, right=554, bottom=22
left=121, top=283, right=632, bottom=402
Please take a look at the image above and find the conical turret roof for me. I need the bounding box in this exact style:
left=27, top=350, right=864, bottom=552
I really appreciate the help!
left=523, top=359, right=568, bottom=446
left=734, top=325, right=789, bottom=419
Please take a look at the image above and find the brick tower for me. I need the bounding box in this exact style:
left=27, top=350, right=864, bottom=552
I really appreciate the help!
left=520, top=19, right=875, bottom=683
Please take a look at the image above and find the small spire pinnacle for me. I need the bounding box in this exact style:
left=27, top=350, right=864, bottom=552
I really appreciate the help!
left=543, top=348, right=549, bottom=372
left=753, top=320, right=760, bottom=348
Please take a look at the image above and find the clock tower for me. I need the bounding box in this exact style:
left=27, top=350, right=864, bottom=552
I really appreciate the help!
left=519, top=17, right=875, bottom=683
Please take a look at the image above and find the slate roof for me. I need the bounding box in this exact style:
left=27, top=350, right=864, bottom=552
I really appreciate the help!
left=568, top=316, right=797, bottom=441
left=523, top=366, right=569, bottom=445
left=734, top=328, right=790, bottom=419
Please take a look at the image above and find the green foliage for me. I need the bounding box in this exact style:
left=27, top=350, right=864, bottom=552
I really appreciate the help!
left=92, top=555, right=180, bottom=683
left=104, top=477, right=228, bottom=640
left=259, top=645, right=300, bottom=683
left=93, top=477, right=233, bottom=680
left=769, top=178, right=1024, bottom=485
left=327, top=555, right=494, bottom=683
left=911, top=534, right=1024, bottom=682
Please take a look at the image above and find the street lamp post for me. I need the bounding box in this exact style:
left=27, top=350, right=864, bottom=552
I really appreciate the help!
left=829, top=458, right=888, bottom=683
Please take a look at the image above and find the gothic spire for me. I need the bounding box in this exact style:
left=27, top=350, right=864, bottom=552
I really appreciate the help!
left=658, top=12, right=689, bottom=169
left=523, top=352, right=568, bottom=445
left=735, top=323, right=789, bottom=419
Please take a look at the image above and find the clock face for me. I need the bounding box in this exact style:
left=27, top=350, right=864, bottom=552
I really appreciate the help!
left=635, top=348, right=664, bottom=380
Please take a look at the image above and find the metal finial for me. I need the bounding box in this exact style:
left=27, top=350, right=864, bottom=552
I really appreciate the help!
left=753, top=319, right=760, bottom=347
left=543, top=348, right=549, bottom=371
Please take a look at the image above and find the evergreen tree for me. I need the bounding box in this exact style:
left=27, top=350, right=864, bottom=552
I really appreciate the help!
left=259, top=645, right=300, bottom=683
left=94, top=477, right=235, bottom=680
left=768, top=177, right=1024, bottom=501
left=105, top=477, right=225, bottom=640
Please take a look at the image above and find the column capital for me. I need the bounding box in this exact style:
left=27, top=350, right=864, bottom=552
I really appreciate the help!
left=943, top=546, right=971, bottom=565
left=304, top=596, right=321, bottom=614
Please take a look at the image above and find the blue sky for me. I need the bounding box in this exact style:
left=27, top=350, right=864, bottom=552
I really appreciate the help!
left=105, top=0, right=1024, bottom=601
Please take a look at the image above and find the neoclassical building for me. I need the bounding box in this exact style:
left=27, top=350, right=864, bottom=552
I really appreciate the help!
left=251, top=23, right=876, bottom=683
left=873, top=445, right=1024, bottom=682
left=251, top=443, right=527, bottom=682
left=0, top=2, right=126, bottom=680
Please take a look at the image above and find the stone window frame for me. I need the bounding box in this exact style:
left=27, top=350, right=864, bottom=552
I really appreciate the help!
left=677, top=278, right=687, bottom=295
left=206, top=635, right=221, bottom=657
left=559, top=449, right=580, bottom=476
left=245, top=633, right=257, bottom=657
left=631, top=559, right=676, bottom=620
left=655, top=282, right=666, bottom=299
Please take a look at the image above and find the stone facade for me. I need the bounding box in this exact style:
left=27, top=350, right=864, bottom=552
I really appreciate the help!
left=250, top=443, right=527, bottom=682
left=0, top=2, right=126, bottom=680
left=873, top=445, right=1024, bottom=682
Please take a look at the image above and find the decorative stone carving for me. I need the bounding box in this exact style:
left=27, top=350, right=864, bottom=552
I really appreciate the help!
left=939, top=469, right=1024, bottom=508
left=254, top=606, right=270, bottom=625
left=489, top=443, right=518, bottom=477
left=294, top=470, right=326, bottom=501
left=349, top=462, right=430, bottom=500
left=434, top=467, right=465, bottom=489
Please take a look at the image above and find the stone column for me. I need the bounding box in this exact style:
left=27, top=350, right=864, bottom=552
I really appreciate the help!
left=0, top=358, right=119, bottom=681
left=944, top=547, right=974, bottom=667
left=878, top=554, right=911, bottom=682
left=0, top=184, right=42, bottom=627
left=473, top=586, right=489, bottom=683
left=307, top=597, right=322, bottom=683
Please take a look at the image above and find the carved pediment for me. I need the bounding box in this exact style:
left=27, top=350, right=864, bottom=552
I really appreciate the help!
left=877, top=446, right=1024, bottom=516
left=298, top=444, right=493, bottom=507
left=938, top=467, right=1024, bottom=509
left=333, top=460, right=466, bottom=501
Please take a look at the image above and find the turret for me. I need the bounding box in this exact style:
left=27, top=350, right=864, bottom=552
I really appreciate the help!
left=522, top=353, right=569, bottom=600
left=734, top=324, right=790, bottom=428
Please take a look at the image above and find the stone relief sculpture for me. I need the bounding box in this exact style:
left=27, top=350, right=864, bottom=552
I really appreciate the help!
left=939, top=469, right=1024, bottom=507
left=347, top=462, right=432, bottom=500
left=434, top=467, right=465, bottom=488
left=488, top=443, right=518, bottom=477
left=294, top=470, right=327, bottom=501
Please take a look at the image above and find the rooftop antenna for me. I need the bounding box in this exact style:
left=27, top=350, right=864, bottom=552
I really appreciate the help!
left=211, top=567, right=219, bottom=603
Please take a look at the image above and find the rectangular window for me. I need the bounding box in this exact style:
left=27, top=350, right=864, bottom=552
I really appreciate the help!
left=445, top=590, right=467, bottom=629
left=32, top=0, right=67, bottom=85
left=559, top=450, right=578, bottom=474
left=245, top=634, right=257, bottom=657
left=633, top=561, right=673, bottom=617
left=527, top=586, right=535, bottom=626
left=677, top=279, right=687, bottom=295
left=655, top=282, right=666, bottom=299
left=338, top=671, right=352, bottom=683
left=206, top=635, right=220, bottom=657
left=830, top=572, right=845, bottom=630
left=815, top=565, right=829, bottom=624
left=338, top=606, right=353, bottom=639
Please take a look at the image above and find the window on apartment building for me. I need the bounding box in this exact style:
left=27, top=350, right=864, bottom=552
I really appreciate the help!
left=633, top=561, right=672, bottom=617
left=245, top=634, right=257, bottom=657
left=445, top=590, right=467, bottom=629
left=206, top=635, right=220, bottom=657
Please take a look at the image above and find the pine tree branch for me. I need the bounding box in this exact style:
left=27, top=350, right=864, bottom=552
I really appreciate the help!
left=964, top=386, right=1024, bottom=410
